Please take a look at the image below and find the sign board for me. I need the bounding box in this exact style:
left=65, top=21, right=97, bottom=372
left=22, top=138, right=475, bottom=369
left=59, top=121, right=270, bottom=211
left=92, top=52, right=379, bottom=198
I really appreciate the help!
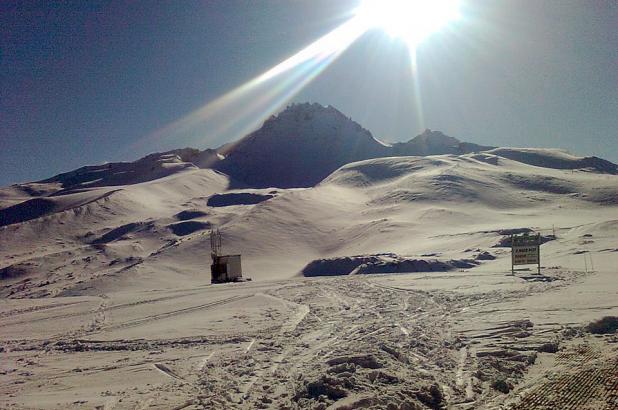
left=512, top=246, right=539, bottom=265
left=511, top=233, right=541, bottom=274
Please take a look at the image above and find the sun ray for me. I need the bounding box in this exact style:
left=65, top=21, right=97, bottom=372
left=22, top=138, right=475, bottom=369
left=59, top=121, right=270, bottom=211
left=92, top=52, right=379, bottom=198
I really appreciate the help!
left=129, top=1, right=460, bottom=155
left=409, top=49, right=425, bottom=131
left=130, top=16, right=367, bottom=154
left=355, top=0, right=460, bottom=50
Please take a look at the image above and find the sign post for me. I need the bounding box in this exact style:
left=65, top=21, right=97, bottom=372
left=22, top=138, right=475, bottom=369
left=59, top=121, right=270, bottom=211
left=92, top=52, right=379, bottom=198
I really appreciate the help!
left=511, top=233, right=541, bottom=275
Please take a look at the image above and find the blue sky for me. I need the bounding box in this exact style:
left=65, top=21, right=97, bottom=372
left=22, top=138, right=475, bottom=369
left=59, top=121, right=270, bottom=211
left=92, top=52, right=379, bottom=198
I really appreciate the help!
left=1, top=0, right=616, bottom=186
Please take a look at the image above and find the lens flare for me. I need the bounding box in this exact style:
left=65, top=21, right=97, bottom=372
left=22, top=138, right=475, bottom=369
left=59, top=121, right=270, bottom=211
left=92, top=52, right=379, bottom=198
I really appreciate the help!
left=355, top=0, right=460, bottom=50
left=354, top=0, right=459, bottom=133
left=133, top=1, right=460, bottom=155
left=132, top=17, right=367, bottom=153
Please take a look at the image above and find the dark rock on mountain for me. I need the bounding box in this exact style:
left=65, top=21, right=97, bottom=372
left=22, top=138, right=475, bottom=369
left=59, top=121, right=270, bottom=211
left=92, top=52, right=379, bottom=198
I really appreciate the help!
left=215, top=103, right=390, bottom=188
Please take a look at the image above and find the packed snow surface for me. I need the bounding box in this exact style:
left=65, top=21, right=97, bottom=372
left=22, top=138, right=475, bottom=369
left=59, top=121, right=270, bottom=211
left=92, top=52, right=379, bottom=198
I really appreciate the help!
left=1, top=112, right=618, bottom=408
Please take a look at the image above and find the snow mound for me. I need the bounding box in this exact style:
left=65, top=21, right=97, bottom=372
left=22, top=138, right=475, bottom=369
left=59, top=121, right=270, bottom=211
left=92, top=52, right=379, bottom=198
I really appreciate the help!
left=487, top=148, right=617, bottom=174
left=0, top=189, right=119, bottom=227
left=301, top=253, right=478, bottom=277
left=322, top=156, right=522, bottom=207
left=91, top=221, right=155, bottom=244
left=500, top=173, right=578, bottom=194
left=39, top=148, right=219, bottom=192
left=322, top=152, right=618, bottom=208
left=322, top=157, right=446, bottom=187
left=468, top=153, right=501, bottom=165
left=0, top=183, right=62, bottom=209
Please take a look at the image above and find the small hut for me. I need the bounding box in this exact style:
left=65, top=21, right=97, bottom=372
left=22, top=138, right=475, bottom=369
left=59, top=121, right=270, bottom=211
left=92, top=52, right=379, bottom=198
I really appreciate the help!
left=211, top=254, right=243, bottom=283
left=210, top=229, right=244, bottom=283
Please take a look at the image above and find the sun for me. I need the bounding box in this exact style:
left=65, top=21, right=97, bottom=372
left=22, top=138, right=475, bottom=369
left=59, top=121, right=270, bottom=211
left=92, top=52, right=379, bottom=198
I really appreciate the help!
left=356, top=0, right=460, bottom=49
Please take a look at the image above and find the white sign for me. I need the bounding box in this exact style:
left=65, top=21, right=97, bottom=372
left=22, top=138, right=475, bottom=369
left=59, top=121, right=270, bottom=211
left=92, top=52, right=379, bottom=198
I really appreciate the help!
left=511, top=233, right=541, bottom=274
left=512, top=246, right=539, bottom=265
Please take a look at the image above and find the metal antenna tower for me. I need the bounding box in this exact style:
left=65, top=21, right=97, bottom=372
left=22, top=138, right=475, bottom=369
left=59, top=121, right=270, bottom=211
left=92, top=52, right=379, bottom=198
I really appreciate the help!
left=210, top=228, right=222, bottom=258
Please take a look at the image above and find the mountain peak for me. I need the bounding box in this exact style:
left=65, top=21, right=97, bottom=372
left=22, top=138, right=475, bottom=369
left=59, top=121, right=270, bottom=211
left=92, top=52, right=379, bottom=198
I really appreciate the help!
left=214, top=103, right=499, bottom=188
left=215, top=103, right=389, bottom=188
left=16, top=103, right=494, bottom=191
left=262, top=103, right=365, bottom=133
left=410, top=129, right=461, bottom=146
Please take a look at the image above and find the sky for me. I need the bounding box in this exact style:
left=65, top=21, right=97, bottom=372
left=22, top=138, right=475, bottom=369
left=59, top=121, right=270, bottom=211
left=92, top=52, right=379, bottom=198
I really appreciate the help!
left=1, top=0, right=617, bottom=186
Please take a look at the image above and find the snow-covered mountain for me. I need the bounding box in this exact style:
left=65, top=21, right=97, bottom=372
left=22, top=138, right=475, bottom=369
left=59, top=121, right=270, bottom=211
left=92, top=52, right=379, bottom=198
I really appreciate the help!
left=1, top=102, right=618, bottom=297
left=215, top=103, right=391, bottom=188
left=8, top=103, right=613, bottom=196
left=392, top=129, right=493, bottom=156
left=216, top=103, right=493, bottom=187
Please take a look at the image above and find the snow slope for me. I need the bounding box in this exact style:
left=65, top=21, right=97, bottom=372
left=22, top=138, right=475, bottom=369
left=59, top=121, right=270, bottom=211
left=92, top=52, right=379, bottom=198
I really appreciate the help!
left=1, top=144, right=616, bottom=297
left=2, top=128, right=618, bottom=409
left=486, top=147, right=618, bottom=174
left=39, top=148, right=220, bottom=192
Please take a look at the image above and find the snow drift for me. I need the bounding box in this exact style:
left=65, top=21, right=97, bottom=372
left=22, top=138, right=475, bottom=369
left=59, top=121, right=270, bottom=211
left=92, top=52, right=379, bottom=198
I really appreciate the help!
left=301, top=253, right=478, bottom=277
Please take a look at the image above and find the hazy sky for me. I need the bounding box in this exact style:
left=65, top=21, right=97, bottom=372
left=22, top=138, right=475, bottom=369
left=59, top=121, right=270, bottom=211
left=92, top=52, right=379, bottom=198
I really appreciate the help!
left=1, top=0, right=617, bottom=186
